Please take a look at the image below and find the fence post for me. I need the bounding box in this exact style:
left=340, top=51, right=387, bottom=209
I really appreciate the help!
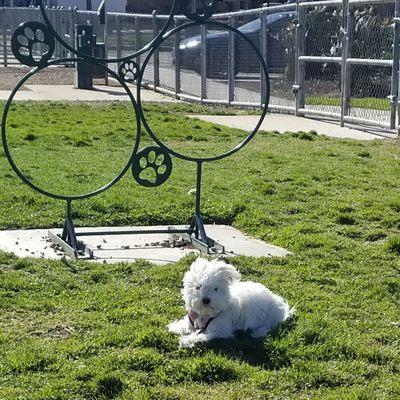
left=152, top=10, right=160, bottom=88
left=60, top=10, right=67, bottom=58
left=12, top=7, right=16, bottom=37
left=295, top=4, right=305, bottom=115
left=61, top=10, right=68, bottom=58
left=391, top=0, right=400, bottom=130
left=342, top=4, right=353, bottom=123
left=70, top=7, right=77, bottom=58
left=2, top=30, right=7, bottom=68
left=174, top=17, right=181, bottom=98
left=201, top=24, right=207, bottom=101
left=53, top=10, right=58, bottom=58
left=55, top=10, right=61, bottom=58
left=228, top=15, right=236, bottom=104
left=135, top=16, right=141, bottom=66
left=260, top=9, right=268, bottom=108
left=340, top=0, right=349, bottom=127
left=116, top=14, right=122, bottom=59
left=104, top=5, right=109, bottom=85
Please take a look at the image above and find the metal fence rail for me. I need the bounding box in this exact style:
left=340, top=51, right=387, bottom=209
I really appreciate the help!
left=1, top=0, right=399, bottom=132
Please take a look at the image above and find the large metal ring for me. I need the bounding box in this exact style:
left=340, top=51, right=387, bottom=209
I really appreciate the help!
left=1, top=58, right=141, bottom=201
left=137, top=20, right=270, bottom=163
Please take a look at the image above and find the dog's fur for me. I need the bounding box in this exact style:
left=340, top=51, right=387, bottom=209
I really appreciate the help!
left=168, top=258, right=293, bottom=347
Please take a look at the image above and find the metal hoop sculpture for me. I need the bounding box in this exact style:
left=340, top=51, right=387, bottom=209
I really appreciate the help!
left=1, top=0, right=270, bottom=258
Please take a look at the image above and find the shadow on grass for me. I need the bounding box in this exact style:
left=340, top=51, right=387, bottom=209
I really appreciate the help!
left=202, top=315, right=296, bottom=369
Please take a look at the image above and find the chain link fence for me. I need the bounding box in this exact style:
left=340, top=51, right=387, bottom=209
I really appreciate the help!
left=348, top=2, right=394, bottom=123
left=1, top=0, right=399, bottom=132
left=302, top=4, right=342, bottom=117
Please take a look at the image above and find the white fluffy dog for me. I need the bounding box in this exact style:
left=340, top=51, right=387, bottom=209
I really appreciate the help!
left=168, top=258, right=293, bottom=347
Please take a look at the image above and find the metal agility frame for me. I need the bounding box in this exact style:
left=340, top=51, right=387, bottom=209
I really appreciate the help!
left=1, top=0, right=270, bottom=259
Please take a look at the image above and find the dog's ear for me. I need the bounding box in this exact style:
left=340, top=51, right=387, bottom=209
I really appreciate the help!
left=183, top=258, right=208, bottom=287
left=188, top=258, right=209, bottom=274
left=214, top=260, right=241, bottom=283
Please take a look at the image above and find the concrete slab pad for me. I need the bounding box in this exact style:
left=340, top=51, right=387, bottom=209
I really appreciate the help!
left=190, top=114, right=397, bottom=141
left=0, top=225, right=289, bottom=265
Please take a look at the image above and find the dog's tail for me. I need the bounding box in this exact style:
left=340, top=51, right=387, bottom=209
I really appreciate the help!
left=284, top=306, right=296, bottom=320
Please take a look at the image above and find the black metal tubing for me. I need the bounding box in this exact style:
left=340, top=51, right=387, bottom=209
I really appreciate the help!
left=179, top=0, right=219, bottom=22
left=62, top=200, right=78, bottom=248
left=195, top=161, right=203, bottom=216
left=75, top=229, right=196, bottom=237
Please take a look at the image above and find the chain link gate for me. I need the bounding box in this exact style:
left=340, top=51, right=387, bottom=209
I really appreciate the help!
left=294, top=0, right=399, bottom=131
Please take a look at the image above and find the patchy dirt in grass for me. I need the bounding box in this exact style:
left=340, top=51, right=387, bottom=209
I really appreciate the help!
left=44, top=325, right=75, bottom=340
left=0, top=264, right=14, bottom=272
left=31, top=325, right=75, bottom=340
left=391, top=137, right=400, bottom=147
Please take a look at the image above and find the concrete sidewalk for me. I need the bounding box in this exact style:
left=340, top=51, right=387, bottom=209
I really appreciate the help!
left=190, top=114, right=397, bottom=141
left=0, top=84, right=180, bottom=103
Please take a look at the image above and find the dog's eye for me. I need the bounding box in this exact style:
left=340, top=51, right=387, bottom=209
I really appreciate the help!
left=195, top=286, right=200, bottom=291
left=214, top=287, right=218, bottom=291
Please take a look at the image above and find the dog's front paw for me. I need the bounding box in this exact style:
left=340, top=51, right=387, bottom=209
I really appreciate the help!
left=167, top=318, right=192, bottom=335
left=179, top=335, right=197, bottom=348
left=179, top=332, right=207, bottom=348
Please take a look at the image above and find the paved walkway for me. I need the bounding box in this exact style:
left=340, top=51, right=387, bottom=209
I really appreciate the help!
left=0, top=84, right=396, bottom=140
left=0, top=84, right=180, bottom=103
left=190, top=114, right=397, bottom=141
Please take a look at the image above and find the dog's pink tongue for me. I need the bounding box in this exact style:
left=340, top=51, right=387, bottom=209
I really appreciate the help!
left=189, top=310, right=199, bottom=321
left=189, top=310, right=213, bottom=330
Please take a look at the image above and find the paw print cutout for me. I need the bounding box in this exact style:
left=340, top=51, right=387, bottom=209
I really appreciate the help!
left=132, top=146, right=173, bottom=187
left=118, top=60, right=140, bottom=83
left=11, top=21, right=55, bottom=67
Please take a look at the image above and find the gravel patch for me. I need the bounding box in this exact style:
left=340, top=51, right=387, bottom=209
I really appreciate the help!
left=0, top=66, right=75, bottom=90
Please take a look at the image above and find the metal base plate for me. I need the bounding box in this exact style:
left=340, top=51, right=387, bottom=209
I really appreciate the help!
left=47, top=226, right=225, bottom=259
left=47, top=230, right=94, bottom=259
left=180, top=232, right=225, bottom=254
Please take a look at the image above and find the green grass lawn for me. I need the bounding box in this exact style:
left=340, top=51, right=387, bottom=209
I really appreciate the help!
left=1, top=102, right=400, bottom=400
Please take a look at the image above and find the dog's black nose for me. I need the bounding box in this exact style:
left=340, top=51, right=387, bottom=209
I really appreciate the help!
left=202, top=297, right=211, bottom=305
